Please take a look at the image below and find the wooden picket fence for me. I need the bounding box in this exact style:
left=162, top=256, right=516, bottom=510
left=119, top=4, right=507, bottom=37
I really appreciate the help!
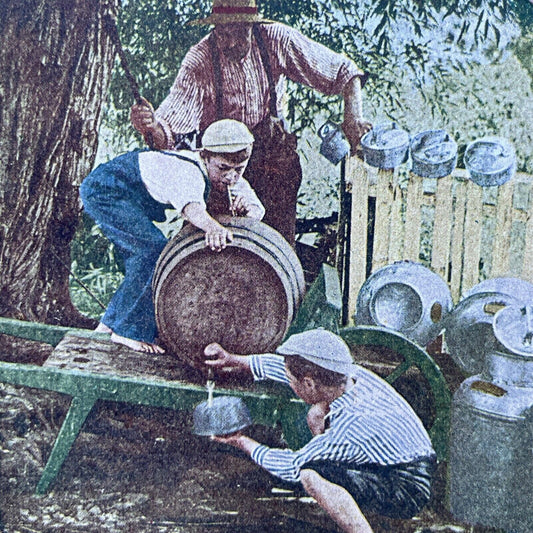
left=344, top=157, right=533, bottom=321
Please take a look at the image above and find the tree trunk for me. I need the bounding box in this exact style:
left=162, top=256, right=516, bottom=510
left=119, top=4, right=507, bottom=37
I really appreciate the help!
left=0, top=0, right=119, bottom=328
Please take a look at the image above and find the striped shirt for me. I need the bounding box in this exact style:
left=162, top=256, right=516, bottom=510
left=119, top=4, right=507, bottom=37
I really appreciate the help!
left=249, top=354, right=435, bottom=483
left=155, top=22, right=364, bottom=148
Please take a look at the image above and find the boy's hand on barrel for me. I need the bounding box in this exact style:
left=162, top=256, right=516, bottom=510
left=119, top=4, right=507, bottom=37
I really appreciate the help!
left=204, top=343, right=251, bottom=373
left=182, top=203, right=233, bottom=252
left=204, top=224, right=233, bottom=252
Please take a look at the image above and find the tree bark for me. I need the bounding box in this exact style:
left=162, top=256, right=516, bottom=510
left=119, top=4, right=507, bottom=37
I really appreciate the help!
left=0, top=0, right=119, bottom=328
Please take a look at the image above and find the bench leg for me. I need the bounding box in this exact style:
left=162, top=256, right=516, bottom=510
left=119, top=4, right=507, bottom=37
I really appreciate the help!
left=36, top=395, right=96, bottom=494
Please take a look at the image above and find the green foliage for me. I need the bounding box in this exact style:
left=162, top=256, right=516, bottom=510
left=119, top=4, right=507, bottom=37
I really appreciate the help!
left=104, top=0, right=527, bottom=144
left=70, top=213, right=124, bottom=319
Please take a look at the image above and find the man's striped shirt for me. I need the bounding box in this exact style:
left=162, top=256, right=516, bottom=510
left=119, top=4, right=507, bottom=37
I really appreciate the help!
left=249, top=354, right=435, bottom=483
left=155, top=22, right=364, bottom=148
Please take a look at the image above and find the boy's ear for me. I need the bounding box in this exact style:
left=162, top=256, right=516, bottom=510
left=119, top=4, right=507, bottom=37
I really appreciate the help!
left=302, top=376, right=316, bottom=390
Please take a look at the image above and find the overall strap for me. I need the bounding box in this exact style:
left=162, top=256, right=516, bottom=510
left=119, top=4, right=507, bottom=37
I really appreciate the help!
left=252, top=24, right=278, bottom=117
left=208, top=33, right=224, bottom=120
left=163, top=152, right=211, bottom=202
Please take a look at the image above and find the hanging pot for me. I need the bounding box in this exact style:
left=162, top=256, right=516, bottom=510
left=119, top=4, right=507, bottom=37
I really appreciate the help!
left=318, top=121, right=350, bottom=165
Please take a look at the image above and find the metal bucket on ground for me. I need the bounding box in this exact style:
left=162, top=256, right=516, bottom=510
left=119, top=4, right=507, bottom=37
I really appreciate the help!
left=409, top=129, right=458, bottom=178
left=448, top=305, right=533, bottom=532
left=464, top=136, right=516, bottom=187
left=153, top=216, right=305, bottom=370
left=360, top=122, right=409, bottom=169
left=444, top=291, right=520, bottom=375
left=354, top=261, right=452, bottom=347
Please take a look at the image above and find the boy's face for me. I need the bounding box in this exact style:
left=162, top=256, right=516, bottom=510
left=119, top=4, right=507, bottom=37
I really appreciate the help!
left=203, top=151, right=251, bottom=191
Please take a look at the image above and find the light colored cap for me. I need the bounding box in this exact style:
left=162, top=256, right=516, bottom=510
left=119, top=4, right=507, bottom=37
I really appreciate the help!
left=276, top=329, right=358, bottom=376
left=189, top=0, right=273, bottom=25
left=201, top=119, right=254, bottom=153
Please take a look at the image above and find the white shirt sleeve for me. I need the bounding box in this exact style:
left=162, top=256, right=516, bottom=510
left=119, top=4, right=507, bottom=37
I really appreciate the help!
left=138, top=151, right=206, bottom=215
left=230, top=177, right=265, bottom=220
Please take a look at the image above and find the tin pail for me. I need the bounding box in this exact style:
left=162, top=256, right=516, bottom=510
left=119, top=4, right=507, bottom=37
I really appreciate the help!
left=318, top=121, right=350, bottom=165
left=355, top=261, right=452, bottom=346
left=444, top=291, right=520, bottom=375
left=193, top=395, right=252, bottom=436
left=360, top=122, right=410, bottom=169
left=464, top=136, right=516, bottom=187
left=410, top=129, right=458, bottom=178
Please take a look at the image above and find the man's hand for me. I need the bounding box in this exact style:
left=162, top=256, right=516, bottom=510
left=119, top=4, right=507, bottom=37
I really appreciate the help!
left=342, top=117, right=373, bottom=154
left=130, top=97, right=157, bottom=136
left=204, top=343, right=251, bottom=373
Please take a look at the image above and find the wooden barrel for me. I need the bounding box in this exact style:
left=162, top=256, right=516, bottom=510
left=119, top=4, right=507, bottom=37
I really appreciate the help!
left=153, top=216, right=305, bottom=370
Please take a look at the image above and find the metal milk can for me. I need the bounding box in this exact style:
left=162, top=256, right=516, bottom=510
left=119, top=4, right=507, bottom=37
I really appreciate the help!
left=318, top=121, right=350, bottom=165
left=448, top=305, right=533, bottom=532
left=355, top=260, right=453, bottom=347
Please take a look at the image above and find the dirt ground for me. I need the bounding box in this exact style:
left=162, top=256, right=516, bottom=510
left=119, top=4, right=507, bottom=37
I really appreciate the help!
left=0, top=337, right=499, bottom=533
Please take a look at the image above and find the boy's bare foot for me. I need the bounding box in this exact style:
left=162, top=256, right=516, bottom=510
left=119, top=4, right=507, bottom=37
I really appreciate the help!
left=110, top=332, right=165, bottom=354
left=95, top=322, right=113, bottom=334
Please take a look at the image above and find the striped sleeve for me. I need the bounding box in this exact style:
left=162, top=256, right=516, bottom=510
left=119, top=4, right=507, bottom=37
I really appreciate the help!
left=249, top=354, right=289, bottom=385
left=154, top=41, right=212, bottom=142
left=264, top=23, right=365, bottom=96
left=250, top=418, right=367, bottom=483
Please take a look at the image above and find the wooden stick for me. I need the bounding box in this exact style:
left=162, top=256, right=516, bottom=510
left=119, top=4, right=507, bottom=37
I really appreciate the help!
left=227, top=185, right=236, bottom=216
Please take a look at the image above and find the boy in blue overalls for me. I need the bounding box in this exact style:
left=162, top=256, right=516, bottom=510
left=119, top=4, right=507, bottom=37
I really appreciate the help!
left=80, top=119, right=264, bottom=354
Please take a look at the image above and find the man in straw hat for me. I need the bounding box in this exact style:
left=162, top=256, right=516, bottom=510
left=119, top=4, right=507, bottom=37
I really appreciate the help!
left=131, top=0, right=372, bottom=245
left=80, top=119, right=264, bottom=353
left=204, top=329, right=436, bottom=532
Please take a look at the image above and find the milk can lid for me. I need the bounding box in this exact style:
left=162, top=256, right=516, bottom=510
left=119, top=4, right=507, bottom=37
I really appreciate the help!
left=493, top=305, right=533, bottom=357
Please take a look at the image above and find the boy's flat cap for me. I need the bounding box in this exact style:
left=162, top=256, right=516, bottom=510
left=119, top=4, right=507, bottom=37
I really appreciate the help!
left=201, top=119, right=254, bottom=153
left=276, top=328, right=358, bottom=376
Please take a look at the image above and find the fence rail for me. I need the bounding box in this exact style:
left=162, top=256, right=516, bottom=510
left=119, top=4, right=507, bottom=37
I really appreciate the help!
left=345, top=157, right=533, bottom=321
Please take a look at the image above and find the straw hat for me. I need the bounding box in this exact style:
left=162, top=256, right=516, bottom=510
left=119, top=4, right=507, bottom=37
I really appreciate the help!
left=190, top=0, right=273, bottom=25
left=201, top=119, right=254, bottom=153
left=276, top=329, right=359, bottom=376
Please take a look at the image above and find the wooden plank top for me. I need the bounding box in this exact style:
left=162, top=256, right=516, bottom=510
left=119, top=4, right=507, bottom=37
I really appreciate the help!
left=44, top=334, right=233, bottom=387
